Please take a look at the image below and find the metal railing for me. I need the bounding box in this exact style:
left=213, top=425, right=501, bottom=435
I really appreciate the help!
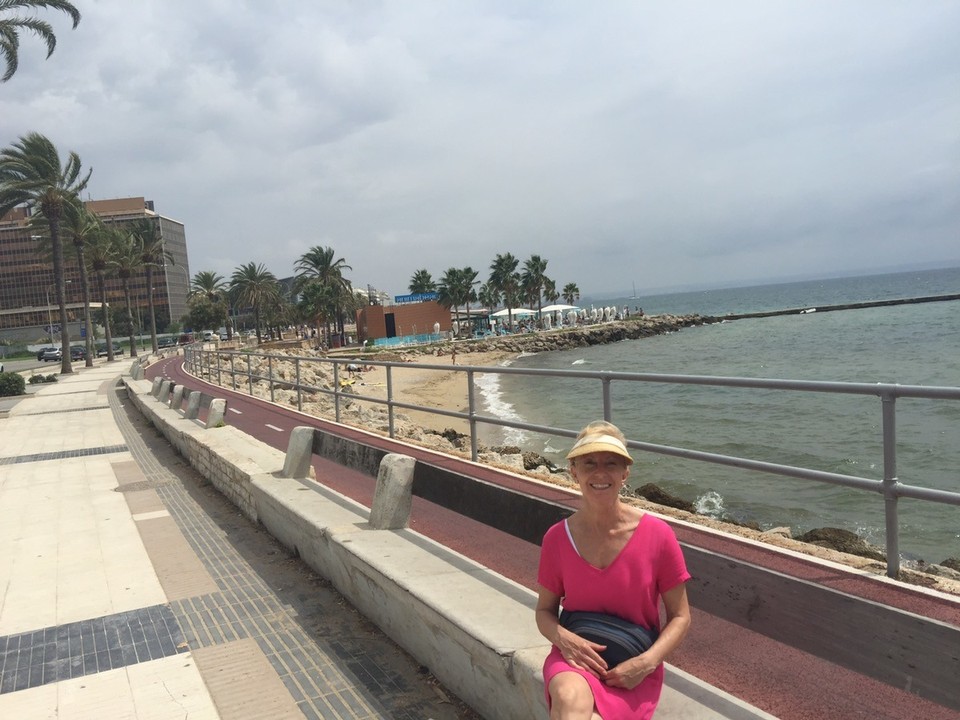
left=183, top=345, right=960, bottom=578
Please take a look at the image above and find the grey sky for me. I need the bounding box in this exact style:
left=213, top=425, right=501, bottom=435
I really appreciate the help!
left=3, top=1, right=958, bottom=299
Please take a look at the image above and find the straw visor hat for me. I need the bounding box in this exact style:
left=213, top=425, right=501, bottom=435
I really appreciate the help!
left=566, top=433, right=634, bottom=465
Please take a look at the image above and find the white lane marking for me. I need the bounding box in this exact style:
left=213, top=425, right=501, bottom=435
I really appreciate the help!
left=229, top=408, right=242, bottom=414
left=265, top=424, right=284, bottom=432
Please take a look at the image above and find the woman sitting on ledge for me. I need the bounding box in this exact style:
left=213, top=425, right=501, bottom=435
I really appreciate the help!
left=535, top=421, right=691, bottom=719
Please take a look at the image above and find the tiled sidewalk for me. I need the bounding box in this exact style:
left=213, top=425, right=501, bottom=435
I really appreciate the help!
left=0, top=363, right=477, bottom=719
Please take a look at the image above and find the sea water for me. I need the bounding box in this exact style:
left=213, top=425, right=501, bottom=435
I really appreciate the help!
left=478, top=266, right=960, bottom=564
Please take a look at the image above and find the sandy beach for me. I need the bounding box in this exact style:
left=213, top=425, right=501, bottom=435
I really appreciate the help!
left=344, top=349, right=516, bottom=435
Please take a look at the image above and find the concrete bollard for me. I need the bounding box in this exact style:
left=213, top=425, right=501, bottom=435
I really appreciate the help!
left=151, top=377, right=163, bottom=396
left=158, top=380, right=171, bottom=404
left=129, top=360, right=142, bottom=379
left=206, top=398, right=227, bottom=428
left=185, top=391, right=201, bottom=420
left=171, top=384, right=185, bottom=411
left=282, top=427, right=314, bottom=479
left=370, top=454, right=416, bottom=530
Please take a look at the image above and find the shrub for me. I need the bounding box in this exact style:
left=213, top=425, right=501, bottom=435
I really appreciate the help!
left=0, top=372, right=26, bottom=397
left=28, top=374, right=58, bottom=384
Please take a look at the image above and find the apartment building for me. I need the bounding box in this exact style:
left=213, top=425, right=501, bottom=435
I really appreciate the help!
left=0, top=197, right=190, bottom=343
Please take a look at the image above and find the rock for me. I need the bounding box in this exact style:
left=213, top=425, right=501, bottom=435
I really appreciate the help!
left=942, top=557, right=960, bottom=572
left=762, top=527, right=793, bottom=539
left=796, top=527, right=886, bottom=561
left=722, top=516, right=762, bottom=531
left=496, top=453, right=526, bottom=471
left=634, top=483, right=695, bottom=513
left=521, top=451, right=557, bottom=472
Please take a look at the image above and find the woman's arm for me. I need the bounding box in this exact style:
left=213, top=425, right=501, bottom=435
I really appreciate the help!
left=536, top=585, right=609, bottom=677
left=604, top=582, right=691, bottom=689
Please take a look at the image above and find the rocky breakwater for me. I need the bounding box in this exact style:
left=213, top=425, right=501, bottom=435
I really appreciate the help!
left=401, top=314, right=709, bottom=359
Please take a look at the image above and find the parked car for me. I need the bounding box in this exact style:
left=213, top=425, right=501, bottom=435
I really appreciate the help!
left=96, top=343, right=124, bottom=358
left=157, top=336, right=177, bottom=348
left=37, top=346, right=55, bottom=361
left=70, top=345, right=86, bottom=361
left=41, top=347, right=62, bottom=362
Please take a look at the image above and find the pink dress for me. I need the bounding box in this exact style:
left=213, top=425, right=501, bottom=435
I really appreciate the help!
left=538, top=514, right=691, bottom=719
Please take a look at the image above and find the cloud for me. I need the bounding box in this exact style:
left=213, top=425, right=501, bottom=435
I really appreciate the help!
left=2, top=1, right=958, bottom=298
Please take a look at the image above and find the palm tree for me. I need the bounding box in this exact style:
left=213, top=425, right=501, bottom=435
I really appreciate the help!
left=85, top=220, right=119, bottom=360
left=297, top=281, right=337, bottom=343
left=62, top=201, right=99, bottom=366
left=263, top=285, right=294, bottom=341
left=437, top=267, right=478, bottom=336
left=562, top=282, right=580, bottom=305
left=522, top=254, right=549, bottom=327
left=408, top=269, right=435, bottom=294
left=23, top=198, right=98, bottom=365
left=489, top=252, right=521, bottom=331
left=230, top=262, right=278, bottom=344
left=130, top=217, right=171, bottom=353
left=543, top=277, right=559, bottom=305
left=0, top=132, right=91, bottom=373
left=295, top=245, right=352, bottom=344
left=477, top=282, right=498, bottom=313
left=0, top=0, right=81, bottom=82
left=190, top=270, right=229, bottom=336
left=110, top=229, right=144, bottom=357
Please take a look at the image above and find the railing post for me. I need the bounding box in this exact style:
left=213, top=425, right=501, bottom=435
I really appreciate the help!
left=247, top=355, right=253, bottom=396
left=881, top=390, right=900, bottom=578
left=467, top=369, right=479, bottom=462
left=334, top=363, right=342, bottom=424
left=296, top=357, right=302, bottom=411
left=268, top=355, right=275, bottom=403
left=602, top=377, right=613, bottom=421
left=216, top=352, right=222, bottom=387
left=387, top=365, right=395, bottom=438
left=230, top=354, right=237, bottom=390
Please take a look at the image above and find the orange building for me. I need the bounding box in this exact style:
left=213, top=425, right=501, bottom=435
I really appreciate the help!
left=356, top=301, right=452, bottom=344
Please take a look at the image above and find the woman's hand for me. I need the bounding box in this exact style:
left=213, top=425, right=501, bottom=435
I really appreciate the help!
left=536, top=585, right=609, bottom=677
left=556, top=625, right=609, bottom=677
left=602, top=652, right=658, bottom=689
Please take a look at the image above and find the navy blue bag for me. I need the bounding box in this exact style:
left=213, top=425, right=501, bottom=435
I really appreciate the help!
left=559, top=609, right=659, bottom=668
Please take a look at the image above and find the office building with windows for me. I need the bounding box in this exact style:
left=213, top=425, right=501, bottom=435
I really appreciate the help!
left=0, top=197, right=190, bottom=344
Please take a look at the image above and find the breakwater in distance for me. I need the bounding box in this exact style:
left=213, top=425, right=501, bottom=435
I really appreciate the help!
left=710, top=292, right=960, bottom=322
left=416, top=292, right=960, bottom=358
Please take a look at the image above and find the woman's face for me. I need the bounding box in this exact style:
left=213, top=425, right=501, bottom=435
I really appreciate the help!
left=570, top=451, right=630, bottom=497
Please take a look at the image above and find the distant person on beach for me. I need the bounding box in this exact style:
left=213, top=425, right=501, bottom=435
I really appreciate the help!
left=535, top=421, right=691, bottom=719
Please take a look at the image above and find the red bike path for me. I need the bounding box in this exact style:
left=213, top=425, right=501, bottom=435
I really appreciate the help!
left=148, top=356, right=959, bottom=720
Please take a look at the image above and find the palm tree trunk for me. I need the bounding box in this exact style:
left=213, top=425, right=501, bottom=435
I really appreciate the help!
left=74, top=241, right=94, bottom=367
left=146, top=265, right=158, bottom=352
left=98, top=271, right=115, bottom=361
left=50, top=219, right=73, bottom=374
left=123, top=280, right=137, bottom=357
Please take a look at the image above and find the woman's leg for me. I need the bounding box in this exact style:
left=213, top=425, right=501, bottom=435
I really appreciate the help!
left=548, top=672, right=602, bottom=719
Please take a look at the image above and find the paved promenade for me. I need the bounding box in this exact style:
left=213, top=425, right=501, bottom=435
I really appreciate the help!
left=0, top=362, right=477, bottom=719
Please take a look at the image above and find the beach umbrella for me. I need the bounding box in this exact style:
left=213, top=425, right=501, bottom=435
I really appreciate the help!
left=491, top=307, right=536, bottom=317
left=539, top=304, right=580, bottom=314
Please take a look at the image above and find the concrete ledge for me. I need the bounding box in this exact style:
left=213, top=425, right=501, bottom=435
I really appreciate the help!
left=251, top=474, right=548, bottom=719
